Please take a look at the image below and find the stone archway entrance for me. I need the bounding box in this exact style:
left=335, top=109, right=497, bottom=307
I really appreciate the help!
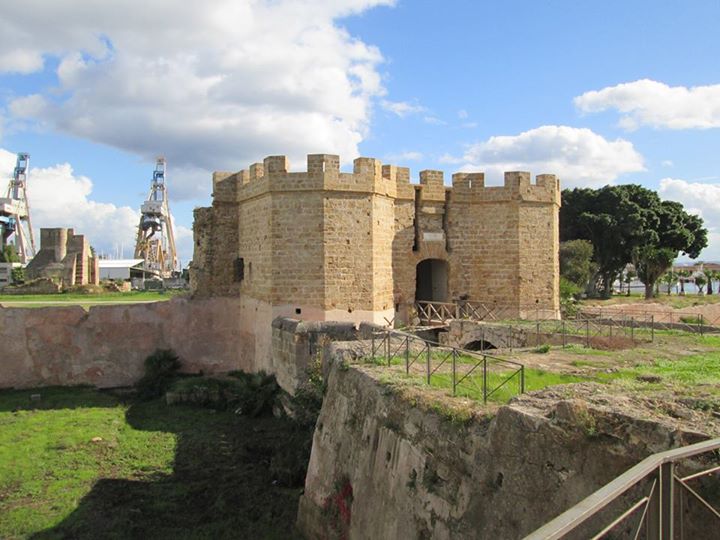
left=415, top=259, right=449, bottom=302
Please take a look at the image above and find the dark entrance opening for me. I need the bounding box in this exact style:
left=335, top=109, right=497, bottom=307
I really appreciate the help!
left=464, top=340, right=497, bottom=352
left=415, top=259, right=449, bottom=302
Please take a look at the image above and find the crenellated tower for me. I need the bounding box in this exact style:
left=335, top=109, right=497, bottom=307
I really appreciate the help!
left=191, top=154, right=560, bottom=365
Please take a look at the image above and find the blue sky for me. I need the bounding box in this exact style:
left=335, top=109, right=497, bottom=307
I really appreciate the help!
left=1, top=0, right=719, bottom=265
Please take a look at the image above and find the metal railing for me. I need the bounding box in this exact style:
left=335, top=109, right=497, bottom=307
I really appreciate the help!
left=524, top=437, right=720, bottom=540
left=416, top=300, right=720, bottom=336
left=579, top=306, right=720, bottom=335
left=415, top=301, right=560, bottom=325
left=531, top=316, right=656, bottom=346
left=370, top=328, right=525, bottom=403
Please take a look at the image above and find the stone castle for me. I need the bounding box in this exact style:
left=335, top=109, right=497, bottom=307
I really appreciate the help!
left=190, top=154, right=560, bottom=363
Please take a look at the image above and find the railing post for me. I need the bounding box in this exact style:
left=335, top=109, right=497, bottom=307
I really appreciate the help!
left=371, top=332, right=376, bottom=362
left=562, top=320, right=566, bottom=348
left=452, top=349, right=457, bottom=396
left=426, top=344, right=431, bottom=385
left=536, top=320, right=540, bottom=347
left=483, top=355, right=488, bottom=404
left=385, top=329, right=390, bottom=366
left=631, top=316, right=635, bottom=342
left=660, top=461, right=674, bottom=539
left=647, top=469, right=661, bottom=540
left=700, top=314, right=704, bottom=337
left=520, top=365, right=525, bottom=394
left=651, top=315, right=655, bottom=342
left=405, top=335, right=410, bottom=375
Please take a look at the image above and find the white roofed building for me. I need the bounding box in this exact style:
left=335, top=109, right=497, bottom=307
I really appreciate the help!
left=98, top=259, right=146, bottom=281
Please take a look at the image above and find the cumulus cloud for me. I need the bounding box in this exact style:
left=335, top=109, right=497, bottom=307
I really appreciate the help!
left=0, top=148, right=139, bottom=260
left=1, top=0, right=394, bottom=200
left=659, top=178, right=720, bottom=260
left=575, top=79, right=720, bottom=130
left=450, top=125, right=645, bottom=187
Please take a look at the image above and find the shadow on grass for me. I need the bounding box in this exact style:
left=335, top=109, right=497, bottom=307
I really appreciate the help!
left=0, top=386, right=122, bottom=413
left=22, top=393, right=304, bottom=540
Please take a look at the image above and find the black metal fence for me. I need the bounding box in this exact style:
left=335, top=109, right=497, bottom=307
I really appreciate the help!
left=369, top=328, right=525, bottom=403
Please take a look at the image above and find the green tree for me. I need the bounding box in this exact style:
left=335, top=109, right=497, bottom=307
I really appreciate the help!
left=0, top=244, right=20, bottom=263
left=661, top=270, right=677, bottom=295
left=677, top=269, right=691, bottom=295
left=694, top=274, right=707, bottom=295
left=704, top=268, right=716, bottom=295
left=559, top=239, right=595, bottom=292
left=632, top=246, right=676, bottom=299
left=624, top=268, right=637, bottom=296
left=561, top=185, right=708, bottom=298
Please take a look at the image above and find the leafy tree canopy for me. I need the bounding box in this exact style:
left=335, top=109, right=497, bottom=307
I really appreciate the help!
left=560, top=184, right=708, bottom=298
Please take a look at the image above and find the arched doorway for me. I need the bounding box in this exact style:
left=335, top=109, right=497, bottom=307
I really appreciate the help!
left=415, top=259, right=449, bottom=302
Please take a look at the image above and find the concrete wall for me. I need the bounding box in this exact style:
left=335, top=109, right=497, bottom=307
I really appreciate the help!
left=0, top=297, right=256, bottom=389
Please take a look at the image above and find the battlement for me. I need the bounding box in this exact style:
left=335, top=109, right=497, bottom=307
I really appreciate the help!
left=210, top=154, right=560, bottom=205
left=451, top=171, right=560, bottom=204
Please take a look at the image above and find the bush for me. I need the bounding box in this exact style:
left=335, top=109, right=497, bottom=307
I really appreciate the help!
left=135, top=349, right=181, bottom=399
left=226, top=370, right=280, bottom=416
left=533, top=344, right=551, bottom=354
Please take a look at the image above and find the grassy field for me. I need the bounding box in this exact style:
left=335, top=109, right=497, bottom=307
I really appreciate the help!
left=0, top=387, right=303, bottom=540
left=581, top=292, right=720, bottom=309
left=367, top=330, right=720, bottom=406
left=0, top=290, right=182, bottom=309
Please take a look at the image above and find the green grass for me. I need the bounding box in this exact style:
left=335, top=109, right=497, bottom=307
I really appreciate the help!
left=0, top=386, right=303, bottom=539
left=0, top=291, right=181, bottom=308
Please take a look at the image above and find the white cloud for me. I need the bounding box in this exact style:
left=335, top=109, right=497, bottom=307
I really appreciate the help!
left=659, top=177, right=720, bottom=261
left=457, top=109, right=468, bottom=119
left=575, top=79, right=720, bottom=130
left=423, top=116, right=447, bottom=126
left=451, top=125, right=645, bottom=187
left=1, top=0, right=394, bottom=200
left=661, top=160, right=674, bottom=167
left=0, top=148, right=139, bottom=261
left=384, top=150, right=423, bottom=162
left=380, top=100, right=426, bottom=117
left=0, top=50, right=44, bottom=74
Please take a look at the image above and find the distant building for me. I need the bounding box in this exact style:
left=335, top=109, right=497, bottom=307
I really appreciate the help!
left=98, top=258, right=146, bottom=281
left=25, top=228, right=99, bottom=287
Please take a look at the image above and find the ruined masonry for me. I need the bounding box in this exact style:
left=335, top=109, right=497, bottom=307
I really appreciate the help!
left=25, top=228, right=99, bottom=287
left=191, top=154, right=560, bottom=364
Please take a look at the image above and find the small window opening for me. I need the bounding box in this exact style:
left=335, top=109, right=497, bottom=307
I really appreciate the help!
left=233, top=257, right=245, bottom=282
left=295, top=308, right=302, bottom=315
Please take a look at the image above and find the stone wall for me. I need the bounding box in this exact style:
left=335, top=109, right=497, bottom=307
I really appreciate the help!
left=270, top=317, right=357, bottom=394
left=297, top=354, right=717, bottom=539
left=0, top=297, right=253, bottom=389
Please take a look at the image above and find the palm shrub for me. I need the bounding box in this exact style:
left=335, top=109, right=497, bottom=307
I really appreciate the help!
left=136, top=349, right=182, bottom=399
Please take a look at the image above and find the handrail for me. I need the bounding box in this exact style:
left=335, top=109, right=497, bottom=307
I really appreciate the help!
left=524, top=437, right=720, bottom=540
left=370, top=327, right=525, bottom=402
left=385, top=327, right=524, bottom=369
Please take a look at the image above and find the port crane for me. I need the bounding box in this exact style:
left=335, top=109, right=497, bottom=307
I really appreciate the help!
left=133, top=157, right=178, bottom=278
left=0, top=152, right=35, bottom=263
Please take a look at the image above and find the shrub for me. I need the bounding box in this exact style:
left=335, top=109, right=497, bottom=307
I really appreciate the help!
left=227, top=370, right=280, bottom=417
left=135, top=349, right=181, bottom=399
left=533, top=344, right=551, bottom=354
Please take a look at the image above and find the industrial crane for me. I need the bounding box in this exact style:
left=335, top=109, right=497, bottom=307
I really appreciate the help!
left=0, top=152, right=36, bottom=263
left=133, top=157, right=178, bottom=278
